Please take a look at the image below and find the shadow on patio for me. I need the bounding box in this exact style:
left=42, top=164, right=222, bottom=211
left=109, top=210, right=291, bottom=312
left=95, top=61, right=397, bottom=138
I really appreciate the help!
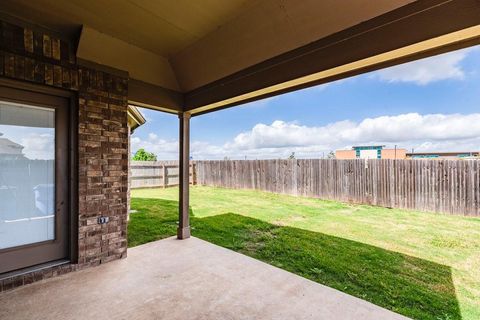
left=129, top=197, right=461, bottom=320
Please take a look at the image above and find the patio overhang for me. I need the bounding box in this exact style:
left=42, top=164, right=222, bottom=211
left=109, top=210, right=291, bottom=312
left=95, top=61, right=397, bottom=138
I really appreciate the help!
left=127, top=105, right=146, bottom=132
left=1, top=0, right=479, bottom=283
left=3, top=0, right=479, bottom=116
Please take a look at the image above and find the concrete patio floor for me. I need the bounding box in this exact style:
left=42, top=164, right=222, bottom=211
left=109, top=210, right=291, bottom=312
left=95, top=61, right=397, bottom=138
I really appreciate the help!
left=0, top=237, right=408, bottom=320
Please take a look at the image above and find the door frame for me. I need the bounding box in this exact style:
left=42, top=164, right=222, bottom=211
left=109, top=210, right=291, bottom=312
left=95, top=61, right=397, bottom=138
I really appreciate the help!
left=0, top=78, right=77, bottom=274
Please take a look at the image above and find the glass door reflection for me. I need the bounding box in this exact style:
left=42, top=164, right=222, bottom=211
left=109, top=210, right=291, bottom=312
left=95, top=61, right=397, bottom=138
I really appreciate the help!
left=0, top=100, right=55, bottom=249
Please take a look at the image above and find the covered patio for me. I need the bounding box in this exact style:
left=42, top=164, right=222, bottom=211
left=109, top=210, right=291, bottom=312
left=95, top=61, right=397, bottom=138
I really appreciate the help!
left=0, top=236, right=407, bottom=320
left=1, top=0, right=480, bottom=318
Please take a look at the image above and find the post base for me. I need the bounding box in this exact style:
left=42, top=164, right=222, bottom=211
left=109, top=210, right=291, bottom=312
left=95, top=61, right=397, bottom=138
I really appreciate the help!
left=177, top=226, right=191, bottom=239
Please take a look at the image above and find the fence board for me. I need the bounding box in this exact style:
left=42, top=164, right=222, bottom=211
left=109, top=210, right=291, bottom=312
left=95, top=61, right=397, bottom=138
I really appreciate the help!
left=131, top=159, right=480, bottom=216
left=130, top=161, right=193, bottom=188
left=194, top=159, right=480, bottom=216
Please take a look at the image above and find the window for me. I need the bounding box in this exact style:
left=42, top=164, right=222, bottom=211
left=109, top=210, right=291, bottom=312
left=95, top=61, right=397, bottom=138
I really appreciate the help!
left=0, top=101, right=55, bottom=249
left=0, top=82, right=70, bottom=274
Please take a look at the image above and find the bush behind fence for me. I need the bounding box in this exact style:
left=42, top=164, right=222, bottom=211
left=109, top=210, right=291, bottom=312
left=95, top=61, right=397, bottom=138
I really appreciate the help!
left=130, top=161, right=194, bottom=188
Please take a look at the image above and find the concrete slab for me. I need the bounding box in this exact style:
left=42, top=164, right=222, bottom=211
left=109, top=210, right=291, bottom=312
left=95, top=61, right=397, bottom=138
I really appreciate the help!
left=0, top=237, right=409, bottom=320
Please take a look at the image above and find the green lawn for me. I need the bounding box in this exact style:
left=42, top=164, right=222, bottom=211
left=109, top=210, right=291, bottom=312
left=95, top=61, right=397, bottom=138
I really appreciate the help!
left=130, top=186, right=480, bottom=320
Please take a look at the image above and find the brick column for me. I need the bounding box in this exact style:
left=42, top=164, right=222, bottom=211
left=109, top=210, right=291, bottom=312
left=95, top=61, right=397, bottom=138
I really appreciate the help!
left=77, top=67, right=129, bottom=265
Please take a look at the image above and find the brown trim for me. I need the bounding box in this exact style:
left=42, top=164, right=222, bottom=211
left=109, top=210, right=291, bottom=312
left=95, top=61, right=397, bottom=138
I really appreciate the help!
left=0, top=78, right=74, bottom=98
left=129, top=79, right=183, bottom=114
left=0, top=259, right=69, bottom=281
left=77, top=58, right=129, bottom=78
left=191, top=35, right=480, bottom=117
left=0, top=79, right=75, bottom=273
left=68, top=91, right=78, bottom=263
left=184, top=0, right=480, bottom=114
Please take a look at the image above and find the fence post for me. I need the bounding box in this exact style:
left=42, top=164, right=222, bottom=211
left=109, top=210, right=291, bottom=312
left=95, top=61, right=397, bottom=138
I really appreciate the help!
left=162, top=164, right=167, bottom=188
left=131, top=159, right=479, bottom=216
left=191, top=162, right=196, bottom=185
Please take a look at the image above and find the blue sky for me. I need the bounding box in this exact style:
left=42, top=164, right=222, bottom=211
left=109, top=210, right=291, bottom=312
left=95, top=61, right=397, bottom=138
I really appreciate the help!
left=132, top=45, right=480, bottom=160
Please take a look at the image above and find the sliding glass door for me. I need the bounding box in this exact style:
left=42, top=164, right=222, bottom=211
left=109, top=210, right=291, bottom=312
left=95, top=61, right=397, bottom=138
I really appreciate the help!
left=0, top=84, right=69, bottom=274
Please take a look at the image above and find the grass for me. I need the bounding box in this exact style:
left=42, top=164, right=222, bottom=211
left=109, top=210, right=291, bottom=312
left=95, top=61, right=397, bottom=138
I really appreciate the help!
left=130, top=186, right=480, bottom=320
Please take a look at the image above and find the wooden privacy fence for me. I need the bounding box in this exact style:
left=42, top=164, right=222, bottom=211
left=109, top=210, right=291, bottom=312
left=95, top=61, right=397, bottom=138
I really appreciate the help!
left=130, top=161, right=194, bottom=188
left=195, top=159, right=480, bottom=216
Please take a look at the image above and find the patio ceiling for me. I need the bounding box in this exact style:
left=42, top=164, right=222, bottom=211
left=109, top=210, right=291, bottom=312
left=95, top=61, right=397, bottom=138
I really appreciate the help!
left=1, top=0, right=480, bottom=114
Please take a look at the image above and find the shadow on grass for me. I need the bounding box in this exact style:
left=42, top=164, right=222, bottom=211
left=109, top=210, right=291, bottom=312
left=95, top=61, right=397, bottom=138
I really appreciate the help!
left=129, top=198, right=461, bottom=320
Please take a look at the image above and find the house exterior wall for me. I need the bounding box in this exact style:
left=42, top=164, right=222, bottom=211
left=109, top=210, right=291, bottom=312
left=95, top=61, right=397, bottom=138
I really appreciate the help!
left=335, top=150, right=356, bottom=159
left=0, top=20, right=128, bottom=291
left=359, top=149, right=378, bottom=159
left=381, top=148, right=407, bottom=159
left=336, top=148, right=407, bottom=159
left=406, top=152, right=479, bottom=159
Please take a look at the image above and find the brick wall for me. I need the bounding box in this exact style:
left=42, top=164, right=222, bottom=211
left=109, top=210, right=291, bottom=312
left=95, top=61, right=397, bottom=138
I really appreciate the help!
left=0, top=20, right=129, bottom=291
left=77, top=66, right=129, bottom=266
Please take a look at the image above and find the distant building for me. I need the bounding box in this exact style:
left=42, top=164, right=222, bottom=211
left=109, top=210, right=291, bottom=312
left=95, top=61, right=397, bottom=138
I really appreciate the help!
left=335, top=145, right=407, bottom=159
left=335, top=149, right=356, bottom=159
left=0, top=133, right=25, bottom=159
left=380, top=148, right=407, bottom=159
left=406, top=151, right=479, bottom=160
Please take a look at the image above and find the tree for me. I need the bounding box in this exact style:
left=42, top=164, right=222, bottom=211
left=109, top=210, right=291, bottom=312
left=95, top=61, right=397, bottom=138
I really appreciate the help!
left=132, top=148, right=157, bottom=161
left=288, top=152, right=296, bottom=159
left=327, top=151, right=335, bottom=159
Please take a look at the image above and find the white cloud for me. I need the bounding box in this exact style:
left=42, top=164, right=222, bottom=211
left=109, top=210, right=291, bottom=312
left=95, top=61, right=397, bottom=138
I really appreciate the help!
left=148, top=133, right=158, bottom=140
left=131, top=113, right=480, bottom=160
left=21, top=133, right=54, bottom=160
left=374, top=49, right=470, bottom=85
